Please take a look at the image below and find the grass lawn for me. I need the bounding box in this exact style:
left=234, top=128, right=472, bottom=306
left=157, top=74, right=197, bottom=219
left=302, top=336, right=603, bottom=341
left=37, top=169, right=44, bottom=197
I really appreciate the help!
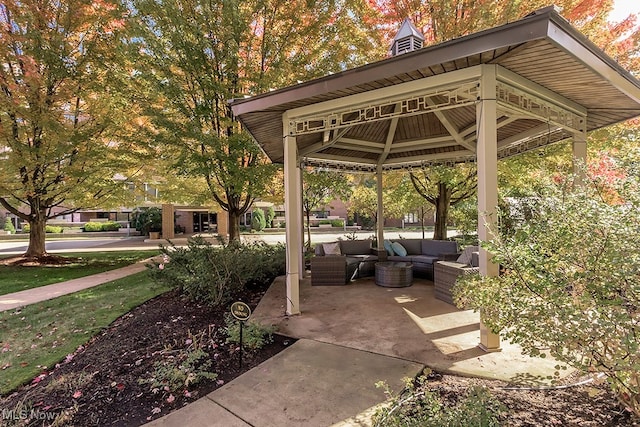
left=0, top=271, right=171, bottom=395
left=0, top=250, right=160, bottom=296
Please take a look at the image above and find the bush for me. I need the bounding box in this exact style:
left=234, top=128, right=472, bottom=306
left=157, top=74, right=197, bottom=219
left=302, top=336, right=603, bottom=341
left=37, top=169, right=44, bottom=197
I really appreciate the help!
left=84, top=221, right=121, bottom=232
left=454, top=165, right=640, bottom=417
left=330, top=219, right=344, bottom=227
left=148, top=237, right=286, bottom=307
left=101, top=221, right=121, bottom=231
left=83, top=222, right=104, bottom=232
left=132, top=207, right=162, bottom=235
left=265, top=206, right=275, bottom=228
left=20, top=223, right=63, bottom=233
left=251, top=209, right=266, bottom=231
left=224, top=314, right=276, bottom=350
left=372, top=375, right=504, bottom=427
left=4, top=217, right=15, bottom=233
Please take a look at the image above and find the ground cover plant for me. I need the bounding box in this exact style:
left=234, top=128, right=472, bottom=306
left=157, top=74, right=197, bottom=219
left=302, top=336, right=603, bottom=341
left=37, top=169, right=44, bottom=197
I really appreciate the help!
left=0, top=250, right=160, bottom=295
left=455, top=159, right=640, bottom=418
left=0, top=271, right=171, bottom=394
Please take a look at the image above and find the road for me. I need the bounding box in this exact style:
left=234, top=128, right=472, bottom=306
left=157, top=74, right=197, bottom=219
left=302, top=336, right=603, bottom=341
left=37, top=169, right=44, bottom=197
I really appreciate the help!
left=0, top=229, right=447, bottom=255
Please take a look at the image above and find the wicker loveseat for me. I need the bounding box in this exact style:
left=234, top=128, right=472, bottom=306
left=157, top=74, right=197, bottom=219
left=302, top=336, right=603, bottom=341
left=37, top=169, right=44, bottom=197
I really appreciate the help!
left=311, top=240, right=384, bottom=286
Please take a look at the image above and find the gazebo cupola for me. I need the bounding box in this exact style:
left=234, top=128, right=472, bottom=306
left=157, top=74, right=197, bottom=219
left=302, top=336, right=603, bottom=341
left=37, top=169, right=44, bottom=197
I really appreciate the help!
left=390, top=18, right=425, bottom=56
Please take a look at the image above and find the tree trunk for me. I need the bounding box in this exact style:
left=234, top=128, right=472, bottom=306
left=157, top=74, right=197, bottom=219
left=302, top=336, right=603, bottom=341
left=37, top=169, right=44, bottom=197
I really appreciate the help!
left=305, top=209, right=311, bottom=250
left=228, top=210, right=241, bottom=242
left=434, top=184, right=452, bottom=240
left=25, top=213, right=47, bottom=258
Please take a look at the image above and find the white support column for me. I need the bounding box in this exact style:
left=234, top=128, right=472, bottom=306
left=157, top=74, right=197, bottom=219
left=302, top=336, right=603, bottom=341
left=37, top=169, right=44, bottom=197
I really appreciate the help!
left=477, top=65, right=501, bottom=352
left=572, top=129, right=587, bottom=186
left=297, top=166, right=305, bottom=278
left=376, top=166, right=384, bottom=247
left=283, top=117, right=301, bottom=315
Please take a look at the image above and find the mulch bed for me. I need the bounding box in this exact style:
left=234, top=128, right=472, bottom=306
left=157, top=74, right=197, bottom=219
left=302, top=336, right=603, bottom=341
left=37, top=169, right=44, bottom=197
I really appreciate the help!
left=0, top=288, right=293, bottom=426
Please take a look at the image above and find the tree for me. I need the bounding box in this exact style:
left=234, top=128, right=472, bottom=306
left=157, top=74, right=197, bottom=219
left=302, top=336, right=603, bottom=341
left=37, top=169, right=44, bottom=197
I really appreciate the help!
left=454, top=163, right=640, bottom=417
left=0, top=0, right=138, bottom=259
left=302, top=169, right=352, bottom=248
left=265, top=206, right=275, bottom=229
left=131, top=0, right=384, bottom=241
left=348, top=182, right=378, bottom=230
left=410, top=164, right=477, bottom=240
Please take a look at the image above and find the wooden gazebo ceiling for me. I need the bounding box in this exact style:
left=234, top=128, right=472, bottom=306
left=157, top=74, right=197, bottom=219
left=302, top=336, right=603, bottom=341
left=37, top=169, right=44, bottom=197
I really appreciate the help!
left=230, top=7, right=640, bottom=170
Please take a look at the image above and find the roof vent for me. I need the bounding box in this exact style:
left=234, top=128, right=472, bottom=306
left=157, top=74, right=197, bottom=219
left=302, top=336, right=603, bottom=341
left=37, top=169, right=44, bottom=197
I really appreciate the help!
left=390, top=18, right=425, bottom=56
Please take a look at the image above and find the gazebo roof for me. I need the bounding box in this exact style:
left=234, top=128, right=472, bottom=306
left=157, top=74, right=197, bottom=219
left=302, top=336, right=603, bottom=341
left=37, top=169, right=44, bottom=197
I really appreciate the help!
left=230, top=6, right=640, bottom=171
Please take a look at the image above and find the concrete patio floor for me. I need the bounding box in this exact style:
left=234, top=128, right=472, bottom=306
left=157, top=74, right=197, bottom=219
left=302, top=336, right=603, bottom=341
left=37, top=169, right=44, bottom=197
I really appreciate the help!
left=253, top=275, right=567, bottom=384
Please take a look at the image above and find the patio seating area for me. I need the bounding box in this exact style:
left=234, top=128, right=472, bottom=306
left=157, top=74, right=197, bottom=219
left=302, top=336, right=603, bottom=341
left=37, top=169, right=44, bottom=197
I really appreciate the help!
left=252, top=275, right=569, bottom=383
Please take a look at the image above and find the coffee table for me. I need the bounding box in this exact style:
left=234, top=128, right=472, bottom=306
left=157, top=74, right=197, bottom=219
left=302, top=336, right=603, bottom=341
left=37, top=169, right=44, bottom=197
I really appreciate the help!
left=375, top=262, right=413, bottom=287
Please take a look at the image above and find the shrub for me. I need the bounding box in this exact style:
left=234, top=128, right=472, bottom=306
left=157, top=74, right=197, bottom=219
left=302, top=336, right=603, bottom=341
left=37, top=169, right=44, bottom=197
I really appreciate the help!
left=132, top=207, right=162, bottom=235
left=148, top=237, right=286, bottom=306
left=330, top=219, right=344, bottom=227
left=372, top=376, right=503, bottom=427
left=224, top=314, right=276, bottom=350
left=20, top=223, right=63, bottom=233
left=454, top=166, right=640, bottom=417
left=101, top=221, right=121, bottom=231
left=265, top=206, right=275, bottom=228
left=83, top=222, right=104, bottom=232
left=251, top=209, right=266, bottom=231
left=4, top=217, right=15, bottom=233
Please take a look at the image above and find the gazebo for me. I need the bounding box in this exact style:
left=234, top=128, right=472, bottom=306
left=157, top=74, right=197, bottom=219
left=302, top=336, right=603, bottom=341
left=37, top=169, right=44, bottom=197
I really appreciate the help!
left=230, top=6, right=640, bottom=351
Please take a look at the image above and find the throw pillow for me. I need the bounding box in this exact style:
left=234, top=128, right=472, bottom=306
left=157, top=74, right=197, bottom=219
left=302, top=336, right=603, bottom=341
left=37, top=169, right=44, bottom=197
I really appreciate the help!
left=383, top=240, right=394, bottom=256
left=391, top=242, right=407, bottom=257
left=456, top=245, right=479, bottom=265
left=322, top=242, right=342, bottom=256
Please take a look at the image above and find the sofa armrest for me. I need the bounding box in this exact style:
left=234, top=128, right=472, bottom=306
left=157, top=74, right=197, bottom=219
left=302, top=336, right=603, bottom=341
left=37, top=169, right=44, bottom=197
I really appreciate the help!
left=311, top=255, right=349, bottom=286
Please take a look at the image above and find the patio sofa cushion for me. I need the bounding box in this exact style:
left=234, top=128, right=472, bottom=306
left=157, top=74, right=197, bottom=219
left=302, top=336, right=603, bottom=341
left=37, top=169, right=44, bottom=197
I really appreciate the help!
left=398, top=239, right=422, bottom=255
left=387, top=255, right=411, bottom=262
left=456, top=246, right=479, bottom=266
left=410, top=254, right=439, bottom=265
left=323, top=242, right=342, bottom=255
left=383, top=240, right=394, bottom=256
left=340, top=239, right=372, bottom=255
left=391, top=242, right=407, bottom=256
left=421, top=239, right=458, bottom=257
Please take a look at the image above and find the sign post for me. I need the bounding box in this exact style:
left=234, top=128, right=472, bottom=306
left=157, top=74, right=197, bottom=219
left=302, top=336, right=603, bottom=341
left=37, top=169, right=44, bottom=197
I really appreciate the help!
left=230, top=301, right=251, bottom=370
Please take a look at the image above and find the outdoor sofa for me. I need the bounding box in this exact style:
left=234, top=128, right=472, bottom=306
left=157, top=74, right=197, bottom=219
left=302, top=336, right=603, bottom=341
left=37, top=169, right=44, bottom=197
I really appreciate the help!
left=311, top=238, right=460, bottom=285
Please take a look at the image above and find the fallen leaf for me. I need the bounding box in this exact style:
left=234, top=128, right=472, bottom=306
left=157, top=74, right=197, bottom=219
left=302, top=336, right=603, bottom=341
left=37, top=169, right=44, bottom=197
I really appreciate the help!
left=151, top=407, right=161, bottom=415
left=20, top=362, right=28, bottom=367
left=1, top=363, right=11, bottom=370
left=72, top=390, right=82, bottom=399
left=166, top=394, right=175, bottom=403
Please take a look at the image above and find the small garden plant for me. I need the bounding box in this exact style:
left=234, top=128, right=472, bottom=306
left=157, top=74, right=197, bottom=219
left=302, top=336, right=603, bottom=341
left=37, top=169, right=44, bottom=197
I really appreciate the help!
left=223, top=314, right=276, bottom=350
left=138, top=329, right=218, bottom=398
left=372, top=373, right=504, bottom=427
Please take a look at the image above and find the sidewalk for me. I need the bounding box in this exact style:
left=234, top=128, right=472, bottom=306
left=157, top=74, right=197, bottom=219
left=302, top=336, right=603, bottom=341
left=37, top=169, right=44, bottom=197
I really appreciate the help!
left=0, top=259, right=153, bottom=312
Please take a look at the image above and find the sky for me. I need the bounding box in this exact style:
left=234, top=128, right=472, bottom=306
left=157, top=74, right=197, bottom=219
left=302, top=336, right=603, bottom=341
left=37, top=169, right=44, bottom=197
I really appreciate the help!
left=610, top=0, right=640, bottom=22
